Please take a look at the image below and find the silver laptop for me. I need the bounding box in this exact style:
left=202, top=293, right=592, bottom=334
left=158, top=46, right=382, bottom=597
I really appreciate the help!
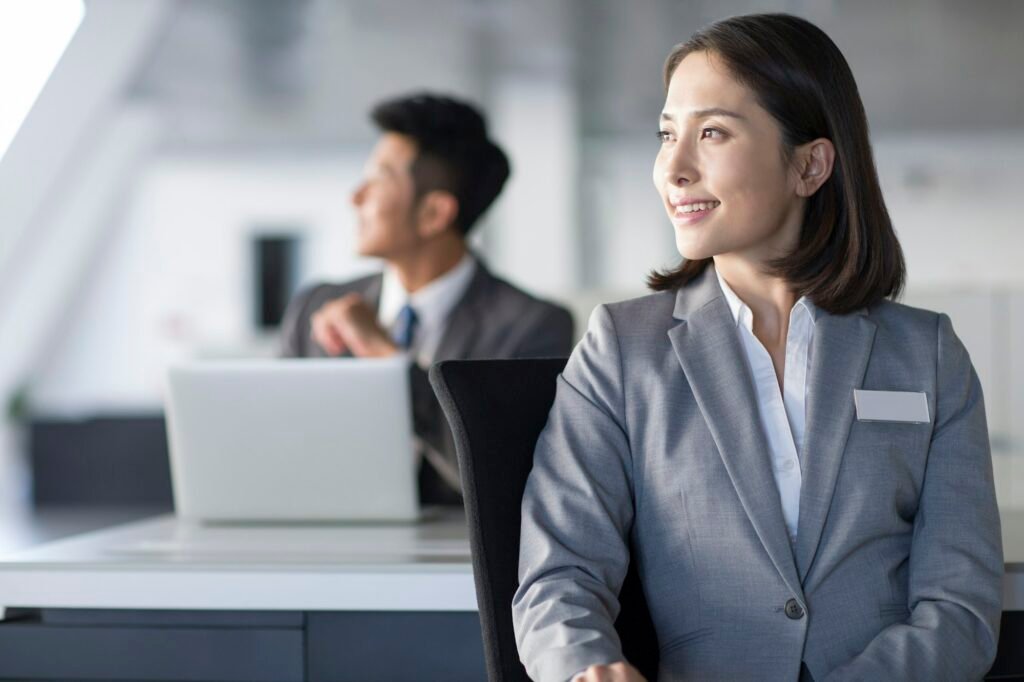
left=164, top=357, right=419, bottom=522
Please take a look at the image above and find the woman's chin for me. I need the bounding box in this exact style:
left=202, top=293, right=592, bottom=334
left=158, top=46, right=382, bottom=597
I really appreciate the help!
left=673, top=238, right=715, bottom=262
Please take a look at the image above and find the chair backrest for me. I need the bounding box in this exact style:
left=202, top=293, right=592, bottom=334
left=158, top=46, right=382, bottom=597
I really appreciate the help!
left=430, top=359, right=659, bottom=681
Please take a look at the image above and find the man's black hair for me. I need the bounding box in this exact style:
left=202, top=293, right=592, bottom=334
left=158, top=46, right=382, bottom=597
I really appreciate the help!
left=371, top=92, right=511, bottom=236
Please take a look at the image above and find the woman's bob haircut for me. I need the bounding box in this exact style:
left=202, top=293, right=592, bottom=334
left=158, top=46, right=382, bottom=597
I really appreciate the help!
left=648, top=13, right=905, bottom=315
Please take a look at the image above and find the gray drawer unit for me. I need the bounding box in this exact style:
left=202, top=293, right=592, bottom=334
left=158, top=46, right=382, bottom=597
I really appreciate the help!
left=0, top=609, right=305, bottom=682
left=0, top=608, right=488, bottom=681
left=307, top=611, right=486, bottom=682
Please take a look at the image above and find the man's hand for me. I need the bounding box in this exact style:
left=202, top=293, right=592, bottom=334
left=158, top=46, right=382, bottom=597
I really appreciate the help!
left=572, top=662, right=647, bottom=682
left=310, top=293, right=399, bottom=358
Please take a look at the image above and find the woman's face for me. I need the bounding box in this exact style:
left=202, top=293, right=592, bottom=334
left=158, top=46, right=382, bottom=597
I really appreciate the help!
left=653, top=51, right=806, bottom=265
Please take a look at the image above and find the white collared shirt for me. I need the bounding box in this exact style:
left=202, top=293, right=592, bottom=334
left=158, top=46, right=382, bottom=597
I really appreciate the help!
left=378, top=253, right=477, bottom=369
left=715, top=268, right=819, bottom=545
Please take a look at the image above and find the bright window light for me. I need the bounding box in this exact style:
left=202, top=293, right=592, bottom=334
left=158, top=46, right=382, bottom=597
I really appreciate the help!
left=0, top=0, right=85, bottom=162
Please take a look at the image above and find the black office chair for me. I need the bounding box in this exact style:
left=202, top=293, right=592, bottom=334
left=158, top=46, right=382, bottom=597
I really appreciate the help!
left=430, top=358, right=659, bottom=681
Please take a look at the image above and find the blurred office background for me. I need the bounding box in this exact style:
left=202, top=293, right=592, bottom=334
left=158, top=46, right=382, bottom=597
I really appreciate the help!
left=1, top=0, right=1023, bottom=516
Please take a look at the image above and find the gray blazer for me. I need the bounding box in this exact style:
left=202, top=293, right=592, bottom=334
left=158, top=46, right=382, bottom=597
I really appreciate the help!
left=280, top=257, right=574, bottom=505
left=513, top=263, right=1002, bottom=681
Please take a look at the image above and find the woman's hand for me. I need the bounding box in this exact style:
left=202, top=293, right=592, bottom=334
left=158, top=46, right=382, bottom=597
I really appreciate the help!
left=572, top=661, right=647, bottom=682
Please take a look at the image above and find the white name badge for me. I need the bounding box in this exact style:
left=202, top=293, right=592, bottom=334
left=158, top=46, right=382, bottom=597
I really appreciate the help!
left=853, top=389, right=930, bottom=424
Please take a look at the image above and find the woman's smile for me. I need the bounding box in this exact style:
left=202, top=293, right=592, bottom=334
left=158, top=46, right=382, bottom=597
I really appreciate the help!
left=670, top=198, right=721, bottom=225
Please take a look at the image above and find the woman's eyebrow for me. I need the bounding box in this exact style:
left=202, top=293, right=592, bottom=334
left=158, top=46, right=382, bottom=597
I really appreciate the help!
left=660, top=107, right=746, bottom=121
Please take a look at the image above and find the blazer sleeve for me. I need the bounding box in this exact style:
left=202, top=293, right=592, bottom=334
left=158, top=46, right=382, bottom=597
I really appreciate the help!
left=414, top=302, right=575, bottom=500
left=278, top=284, right=319, bottom=358
left=825, top=313, right=1003, bottom=681
left=512, top=304, right=636, bottom=682
left=515, top=304, right=575, bottom=358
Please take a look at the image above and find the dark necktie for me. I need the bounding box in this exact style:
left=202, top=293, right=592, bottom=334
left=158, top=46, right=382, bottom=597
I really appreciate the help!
left=392, top=303, right=419, bottom=350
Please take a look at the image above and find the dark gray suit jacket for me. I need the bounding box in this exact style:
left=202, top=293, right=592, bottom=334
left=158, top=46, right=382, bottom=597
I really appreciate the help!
left=280, top=258, right=575, bottom=505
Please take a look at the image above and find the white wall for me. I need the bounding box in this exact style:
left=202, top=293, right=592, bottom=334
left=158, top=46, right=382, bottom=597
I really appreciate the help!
left=487, top=74, right=580, bottom=298
left=0, top=0, right=170, bottom=503
left=30, top=152, right=373, bottom=414
left=874, top=132, right=1024, bottom=288
left=876, top=133, right=1024, bottom=459
left=579, top=136, right=677, bottom=293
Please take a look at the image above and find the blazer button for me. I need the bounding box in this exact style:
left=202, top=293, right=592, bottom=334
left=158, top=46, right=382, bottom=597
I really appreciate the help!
left=785, top=598, right=805, bottom=620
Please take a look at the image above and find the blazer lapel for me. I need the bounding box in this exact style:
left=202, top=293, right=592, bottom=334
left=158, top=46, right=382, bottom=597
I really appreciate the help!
left=667, top=266, right=802, bottom=599
left=794, top=309, right=877, bottom=581
left=363, top=275, right=383, bottom=314
left=432, top=258, right=491, bottom=360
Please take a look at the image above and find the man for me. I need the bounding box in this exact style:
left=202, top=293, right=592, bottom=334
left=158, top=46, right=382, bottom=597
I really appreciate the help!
left=280, top=92, right=574, bottom=505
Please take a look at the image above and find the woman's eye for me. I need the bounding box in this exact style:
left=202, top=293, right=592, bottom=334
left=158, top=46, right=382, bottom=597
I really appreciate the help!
left=700, top=127, right=724, bottom=140
left=656, top=130, right=674, bottom=142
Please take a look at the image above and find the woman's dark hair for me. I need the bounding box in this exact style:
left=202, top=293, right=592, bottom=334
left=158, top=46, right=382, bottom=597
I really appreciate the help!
left=371, top=92, right=510, bottom=236
left=648, top=13, right=905, bottom=314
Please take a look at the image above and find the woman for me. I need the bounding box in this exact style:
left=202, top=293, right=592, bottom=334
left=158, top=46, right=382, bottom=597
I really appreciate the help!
left=512, top=13, right=1002, bottom=682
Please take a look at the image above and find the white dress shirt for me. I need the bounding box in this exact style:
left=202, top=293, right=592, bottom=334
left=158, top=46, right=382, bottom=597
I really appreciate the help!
left=714, top=268, right=819, bottom=545
left=378, top=253, right=477, bottom=369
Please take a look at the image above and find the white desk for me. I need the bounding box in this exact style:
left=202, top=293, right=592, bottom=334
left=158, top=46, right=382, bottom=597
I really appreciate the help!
left=0, top=505, right=164, bottom=555
left=0, top=510, right=483, bottom=682
left=0, top=511, right=475, bottom=614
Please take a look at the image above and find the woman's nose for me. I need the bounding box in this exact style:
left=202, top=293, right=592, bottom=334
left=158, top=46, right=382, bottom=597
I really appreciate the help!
left=350, top=182, right=367, bottom=206
left=664, top=145, right=698, bottom=186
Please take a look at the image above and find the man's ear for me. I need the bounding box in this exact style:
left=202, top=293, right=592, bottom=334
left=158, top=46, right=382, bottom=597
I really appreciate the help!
left=793, top=137, right=835, bottom=198
left=415, top=190, right=460, bottom=238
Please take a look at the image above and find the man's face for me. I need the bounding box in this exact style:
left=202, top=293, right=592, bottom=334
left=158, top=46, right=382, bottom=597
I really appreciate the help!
left=351, top=132, right=422, bottom=259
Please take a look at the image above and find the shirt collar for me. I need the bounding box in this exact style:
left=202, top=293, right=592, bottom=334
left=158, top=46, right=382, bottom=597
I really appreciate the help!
left=379, top=252, right=477, bottom=329
left=714, top=267, right=819, bottom=332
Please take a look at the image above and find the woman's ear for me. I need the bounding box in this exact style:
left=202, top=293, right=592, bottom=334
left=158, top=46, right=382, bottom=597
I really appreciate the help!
left=794, top=137, right=836, bottom=197
left=415, top=190, right=460, bottom=238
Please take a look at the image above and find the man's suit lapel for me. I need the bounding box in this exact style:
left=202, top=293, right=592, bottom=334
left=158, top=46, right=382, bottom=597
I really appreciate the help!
left=362, top=275, right=383, bottom=314
left=794, top=308, right=876, bottom=581
left=431, top=259, right=491, bottom=360
left=667, top=265, right=802, bottom=599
